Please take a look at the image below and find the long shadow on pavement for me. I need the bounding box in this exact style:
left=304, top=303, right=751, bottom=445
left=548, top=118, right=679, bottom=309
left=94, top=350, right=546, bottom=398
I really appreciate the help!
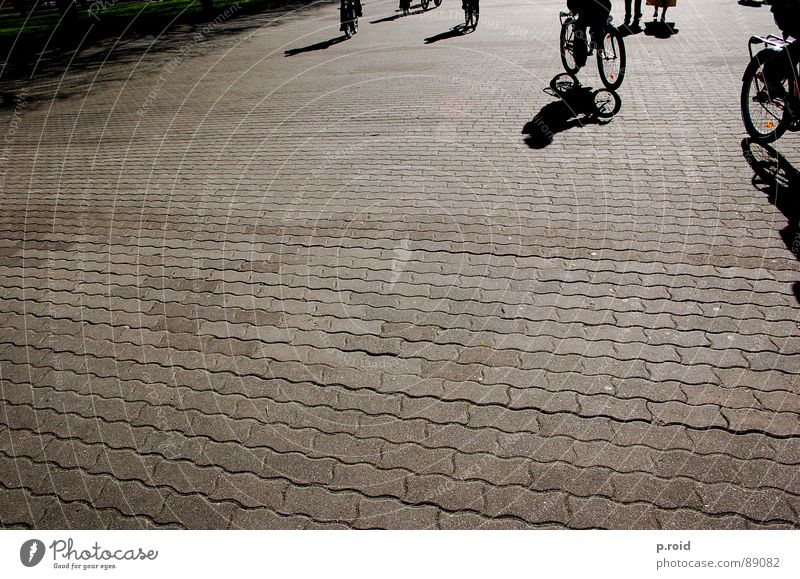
left=523, top=74, right=620, bottom=149
left=424, top=26, right=467, bottom=44
left=742, top=138, right=800, bottom=304
left=285, top=35, right=348, bottom=56
left=522, top=100, right=587, bottom=148
left=371, top=10, right=424, bottom=23
left=371, top=3, right=424, bottom=22
left=742, top=138, right=800, bottom=269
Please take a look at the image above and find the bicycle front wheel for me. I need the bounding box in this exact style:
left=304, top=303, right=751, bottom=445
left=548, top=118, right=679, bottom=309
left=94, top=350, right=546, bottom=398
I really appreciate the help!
left=741, top=49, right=789, bottom=143
left=592, top=89, right=622, bottom=118
left=560, top=21, right=580, bottom=74
left=598, top=28, right=625, bottom=90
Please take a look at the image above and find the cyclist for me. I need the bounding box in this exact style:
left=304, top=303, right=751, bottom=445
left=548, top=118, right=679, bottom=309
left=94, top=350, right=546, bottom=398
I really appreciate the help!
left=462, top=0, right=479, bottom=22
left=567, top=0, right=613, bottom=67
left=763, top=0, right=800, bottom=112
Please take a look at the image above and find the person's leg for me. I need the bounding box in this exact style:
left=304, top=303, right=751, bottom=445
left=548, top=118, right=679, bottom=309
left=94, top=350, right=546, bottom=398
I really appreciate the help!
left=787, top=40, right=800, bottom=104
left=573, top=20, right=589, bottom=66
left=624, top=0, right=632, bottom=24
left=635, top=0, right=642, bottom=20
left=592, top=2, right=611, bottom=48
left=763, top=45, right=793, bottom=98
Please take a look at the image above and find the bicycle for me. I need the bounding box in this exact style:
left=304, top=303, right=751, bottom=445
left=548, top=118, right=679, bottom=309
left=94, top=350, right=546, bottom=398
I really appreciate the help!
left=741, top=34, right=800, bottom=143
left=559, top=11, right=626, bottom=90
left=420, top=0, right=443, bottom=10
left=341, top=0, right=359, bottom=38
left=464, top=0, right=479, bottom=30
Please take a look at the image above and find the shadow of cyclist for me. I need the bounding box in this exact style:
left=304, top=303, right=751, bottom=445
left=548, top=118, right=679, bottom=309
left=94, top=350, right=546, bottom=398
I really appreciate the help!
left=424, top=26, right=468, bottom=43
left=522, top=100, right=585, bottom=148
left=372, top=9, right=425, bottom=22
left=284, top=36, right=348, bottom=56
left=742, top=138, right=800, bottom=230
left=522, top=75, right=621, bottom=149
left=741, top=138, right=800, bottom=301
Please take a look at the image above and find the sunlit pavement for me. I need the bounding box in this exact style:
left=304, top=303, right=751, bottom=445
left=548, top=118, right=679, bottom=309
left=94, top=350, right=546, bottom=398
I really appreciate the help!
left=0, top=0, right=799, bottom=529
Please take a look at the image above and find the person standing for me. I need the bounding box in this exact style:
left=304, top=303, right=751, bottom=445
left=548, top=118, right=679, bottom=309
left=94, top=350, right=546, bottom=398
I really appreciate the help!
left=624, top=0, right=642, bottom=28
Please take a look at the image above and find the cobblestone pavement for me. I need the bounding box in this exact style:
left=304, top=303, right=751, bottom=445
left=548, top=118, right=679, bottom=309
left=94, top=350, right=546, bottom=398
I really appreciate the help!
left=1, top=0, right=799, bottom=529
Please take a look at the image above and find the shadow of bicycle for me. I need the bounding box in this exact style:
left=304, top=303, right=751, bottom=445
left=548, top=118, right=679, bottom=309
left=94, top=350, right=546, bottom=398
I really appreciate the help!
left=742, top=138, right=800, bottom=301
left=522, top=74, right=621, bottom=149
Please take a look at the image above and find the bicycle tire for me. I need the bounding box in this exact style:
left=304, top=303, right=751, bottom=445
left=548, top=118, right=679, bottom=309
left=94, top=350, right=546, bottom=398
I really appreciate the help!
left=433, top=0, right=442, bottom=5
left=741, top=48, right=789, bottom=143
left=742, top=139, right=795, bottom=192
left=473, top=8, right=479, bottom=29
left=560, top=20, right=580, bottom=74
left=550, top=72, right=579, bottom=96
left=421, top=0, right=430, bottom=10
left=597, top=27, right=625, bottom=90
left=592, top=89, right=621, bottom=118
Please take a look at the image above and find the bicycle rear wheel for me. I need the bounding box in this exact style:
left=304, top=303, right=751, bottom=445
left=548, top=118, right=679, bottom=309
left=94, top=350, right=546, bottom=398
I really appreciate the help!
left=560, top=21, right=580, bottom=74
left=598, top=28, right=625, bottom=90
left=741, top=49, right=789, bottom=143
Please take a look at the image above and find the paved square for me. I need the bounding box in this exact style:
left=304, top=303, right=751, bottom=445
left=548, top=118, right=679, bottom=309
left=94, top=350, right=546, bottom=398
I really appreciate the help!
left=1, top=0, right=799, bottom=529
